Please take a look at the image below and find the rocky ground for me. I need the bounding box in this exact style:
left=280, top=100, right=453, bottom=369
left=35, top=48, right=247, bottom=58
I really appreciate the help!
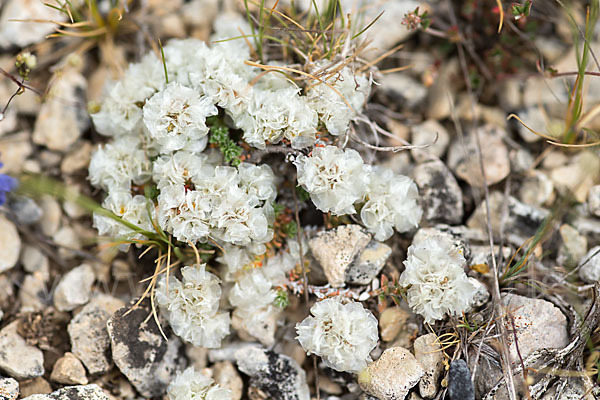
left=1, top=0, right=600, bottom=400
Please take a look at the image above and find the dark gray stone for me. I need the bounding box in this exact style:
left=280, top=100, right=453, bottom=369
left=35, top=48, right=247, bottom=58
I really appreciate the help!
left=235, top=347, right=309, bottom=400
left=21, top=384, right=109, bottom=400
left=107, top=298, right=186, bottom=397
left=413, top=159, right=463, bottom=225
left=448, top=360, right=474, bottom=400
left=9, top=197, right=42, bottom=225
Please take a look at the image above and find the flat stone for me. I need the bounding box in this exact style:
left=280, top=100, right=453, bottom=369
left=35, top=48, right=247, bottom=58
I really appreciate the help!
left=378, top=307, right=410, bottom=342
left=53, top=264, right=95, bottom=312
left=38, top=197, right=62, bottom=237
left=52, top=226, right=82, bottom=260
left=589, top=185, right=600, bottom=217
left=578, top=246, right=600, bottom=283
left=107, top=298, right=186, bottom=397
left=558, top=224, right=588, bottom=269
left=21, top=384, right=110, bottom=400
left=9, top=197, right=42, bottom=225
left=0, top=215, right=20, bottom=274
left=358, top=347, right=423, bottom=400
left=208, top=342, right=262, bottom=363
left=414, top=334, right=443, bottom=398
left=467, top=192, right=549, bottom=246
left=447, top=360, right=474, bottom=400
left=235, top=347, right=310, bottom=400
left=345, top=240, right=391, bottom=285
left=309, top=225, right=371, bottom=287
left=68, top=294, right=124, bottom=375
left=213, top=361, right=243, bottom=400
left=427, top=59, right=459, bottom=120
left=550, top=151, right=600, bottom=203
left=412, top=159, right=463, bottom=225
left=410, top=119, right=450, bottom=162
left=50, top=352, right=88, bottom=385
left=502, top=294, right=569, bottom=361
left=0, top=321, right=44, bottom=380
left=447, top=124, right=510, bottom=187
left=0, top=376, right=18, bottom=400
left=33, top=68, right=89, bottom=152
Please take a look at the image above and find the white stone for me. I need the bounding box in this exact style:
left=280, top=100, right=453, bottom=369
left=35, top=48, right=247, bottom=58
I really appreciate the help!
left=0, top=321, right=44, bottom=380
left=213, top=361, right=243, bottom=400
left=33, top=69, right=89, bottom=152
left=0, top=0, right=64, bottom=48
left=0, top=215, right=20, bottom=273
left=53, top=264, right=95, bottom=312
left=414, top=334, right=443, bottom=399
left=502, top=294, right=569, bottom=362
left=379, top=73, right=427, bottom=110
left=558, top=224, right=587, bottom=269
left=19, top=274, right=48, bottom=313
left=53, top=226, right=82, bottom=260
left=447, top=124, right=510, bottom=187
left=518, top=170, right=554, bottom=207
left=578, top=246, right=600, bottom=283
left=61, top=141, right=93, bottom=174
left=309, top=225, right=371, bottom=287
left=410, top=120, right=450, bottom=162
left=412, top=160, right=463, bottom=225
left=358, top=347, right=424, bottom=400
left=467, top=277, right=490, bottom=309
left=21, top=245, right=49, bottom=280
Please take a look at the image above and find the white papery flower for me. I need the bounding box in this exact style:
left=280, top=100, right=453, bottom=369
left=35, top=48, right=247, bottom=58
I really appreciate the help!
left=237, top=163, right=277, bottom=202
left=152, top=151, right=212, bottom=190
left=89, top=135, right=151, bottom=191
left=168, top=367, right=232, bottom=400
left=399, top=236, right=476, bottom=323
left=91, top=54, right=165, bottom=136
left=295, top=145, right=368, bottom=215
left=157, top=185, right=212, bottom=243
left=360, top=166, right=422, bottom=241
left=93, top=190, right=153, bottom=244
left=296, top=297, right=378, bottom=373
left=307, top=65, right=370, bottom=135
left=238, top=86, right=318, bottom=149
left=156, top=264, right=230, bottom=348
left=143, top=83, right=217, bottom=153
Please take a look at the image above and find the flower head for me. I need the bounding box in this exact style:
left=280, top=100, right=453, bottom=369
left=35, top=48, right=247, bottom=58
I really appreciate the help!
left=399, top=236, right=476, bottom=323
left=360, top=166, right=422, bottom=240
left=295, top=146, right=368, bottom=215
left=156, top=264, right=230, bottom=348
left=296, top=296, right=378, bottom=373
left=168, top=367, right=231, bottom=400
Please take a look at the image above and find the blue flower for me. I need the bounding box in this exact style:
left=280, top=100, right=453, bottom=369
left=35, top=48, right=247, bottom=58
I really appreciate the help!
left=0, top=162, right=17, bottom=205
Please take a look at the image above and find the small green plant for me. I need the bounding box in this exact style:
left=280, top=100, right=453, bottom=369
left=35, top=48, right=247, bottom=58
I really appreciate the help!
left=207, top=116, right=243, bottom=166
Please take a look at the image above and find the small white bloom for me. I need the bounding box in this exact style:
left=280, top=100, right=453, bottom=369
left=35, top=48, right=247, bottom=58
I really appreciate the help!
left=296, top=296, right=378, bottom=373
left=89, top=135, right=151, bottom=192
left=399, top=236, right=477, bottom=323
left=156, top=264, right=230, bottom=348
left=237, top=162, right=278, bottom=203
left=143, top=82, right=217, bottom=153
left=295, top=146, right=368, bottom=215
left=360, top=166, right=422, bottom=241
left=168, top=367, right=231, bottom=400
left=93, top=190, right=153, bottom=244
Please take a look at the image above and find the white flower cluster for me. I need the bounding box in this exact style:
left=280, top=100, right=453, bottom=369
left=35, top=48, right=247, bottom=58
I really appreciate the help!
left=296, top=296, right=379, bottom=373
left=399, top=236, right=477, bottom=323
left=295, top=145, right=422, bottom=240
left=89, top=32, right=372, bottom=247
left=154, top=151, right=276, bottom=246
left=156, top=264, right=230, bottom=348
left=168, top=367, right=231, bottom=400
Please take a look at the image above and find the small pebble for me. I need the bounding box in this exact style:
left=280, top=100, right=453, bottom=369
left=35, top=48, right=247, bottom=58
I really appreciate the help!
left=447, top=360, right=474, bottom=400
